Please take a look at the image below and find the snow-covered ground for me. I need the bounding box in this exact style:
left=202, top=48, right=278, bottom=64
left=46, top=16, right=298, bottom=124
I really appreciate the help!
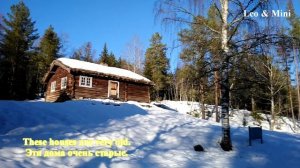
left=0, top=99, right=299, bottom=168
left=161, top=100, right=300, bottom=133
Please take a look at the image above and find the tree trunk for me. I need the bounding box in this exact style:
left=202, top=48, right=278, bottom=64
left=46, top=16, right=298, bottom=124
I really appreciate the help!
left=200, top=83, right=205, bottom=119
left=288, top=81, right=296, bottom=129
left=220, top=63, right=231, bottom=150
left=278, top=94, right=282, bottom=115
left=229, top=82, right=234, bottom=111
left=180, top=78, right=183, bottom=101
left=270, top=66, right=275, bottom=130
left=220, top=0, right=232, bottom=151
left=251, top=95, right=255, bottom=113
left=284, top=51, right=296, bottom=129
left=293, top=45, right=300, bottom=121
left=215, top=71, right=220, bottom=122
left=271, top=90, right=275, bottom=130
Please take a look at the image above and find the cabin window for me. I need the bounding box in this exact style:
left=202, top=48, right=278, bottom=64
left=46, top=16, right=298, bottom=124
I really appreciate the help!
left=79, top=76, right=92, bottom=88
left=61, top=77, right=67, bottom=89
left=50, top=81, right=56, bottom=93
left=108, top=80, right=119, bottom=98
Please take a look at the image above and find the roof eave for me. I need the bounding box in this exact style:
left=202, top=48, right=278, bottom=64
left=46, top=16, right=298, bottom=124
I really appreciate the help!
left=70, top=68, right=153, bottom=85
left=42, top=60, right=71, bottom=83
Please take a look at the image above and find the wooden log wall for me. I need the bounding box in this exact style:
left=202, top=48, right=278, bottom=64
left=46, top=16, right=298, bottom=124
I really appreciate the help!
left=45, top=67, right=74, bottom=102
left=46, top=69, right=151, bottom=103
left=127, top=83, right=150, bottom=103
left=73, top=76, right=150, bottom=102
left=74, top=76, right=108, bottom=99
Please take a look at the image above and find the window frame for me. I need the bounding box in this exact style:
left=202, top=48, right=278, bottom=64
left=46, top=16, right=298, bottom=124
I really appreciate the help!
left=50, top=81, right=56, bottom=93
left=79, top=76, right=93, bottom=88
left=61, top=77, right=67, bottom=90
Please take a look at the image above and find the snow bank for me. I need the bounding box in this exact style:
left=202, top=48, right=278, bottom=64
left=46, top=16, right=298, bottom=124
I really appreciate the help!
left=161, top=100, right=300, bottom=134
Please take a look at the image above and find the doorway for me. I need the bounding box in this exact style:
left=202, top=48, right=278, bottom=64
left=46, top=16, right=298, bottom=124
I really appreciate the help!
left=108, top=80, right=119, bottom=99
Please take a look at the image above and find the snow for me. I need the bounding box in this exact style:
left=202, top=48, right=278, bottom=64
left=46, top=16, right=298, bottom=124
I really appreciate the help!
left=0, top=99, right=300, bottom=168
left=57, top=58, right=151, bottom=83
left=161, top=100, right=300, bottom=134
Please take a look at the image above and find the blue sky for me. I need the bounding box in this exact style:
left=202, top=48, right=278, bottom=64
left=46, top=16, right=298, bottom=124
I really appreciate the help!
left=1, top=0, right=300, bottom=72
left=0, top=0, right=179, bottom=70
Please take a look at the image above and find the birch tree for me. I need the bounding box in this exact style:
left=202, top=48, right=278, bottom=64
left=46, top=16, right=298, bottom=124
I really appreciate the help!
left=251, top=54, right=286, bottom=130
left=71, top=42, right=95, bottom=63
left=123, top=36, right=144, bottom=74
left=156, top=0, right=270, bottom=150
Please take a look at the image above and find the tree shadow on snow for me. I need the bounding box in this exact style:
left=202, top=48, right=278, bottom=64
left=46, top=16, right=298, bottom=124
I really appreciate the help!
left=1, top=100, right=300, bottom=168
left=223, top=126, right=300, bottom=168
left=153, top=103, right=178, bottom=112
left=0, top=100, right=148, bottom=135
left=0, top=99, right=148, bottom=153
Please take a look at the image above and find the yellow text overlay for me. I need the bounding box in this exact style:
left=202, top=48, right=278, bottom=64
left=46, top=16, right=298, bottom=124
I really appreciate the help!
left=22, top=138, right=131, bottom=158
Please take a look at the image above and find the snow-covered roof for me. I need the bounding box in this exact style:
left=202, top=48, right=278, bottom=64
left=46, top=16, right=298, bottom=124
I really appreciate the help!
left=48, top=58, right=152, bottom=85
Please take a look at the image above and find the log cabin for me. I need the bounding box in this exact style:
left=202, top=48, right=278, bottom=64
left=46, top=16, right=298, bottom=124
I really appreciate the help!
left=43, top=58, right=153, bottom=103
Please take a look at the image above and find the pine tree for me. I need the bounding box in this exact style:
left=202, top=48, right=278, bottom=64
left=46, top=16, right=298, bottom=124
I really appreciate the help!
left=287, top=0, right=300, bottom=121
left=98, top=43, right=109, bottom=64
left=287, top=0, right=300, bottom=39
left=98, top=43, right=117, bottom=66
left=0, top=15, right=3, bottom=41
left=178, top=15, right=212, bottom=119
left=144, top=33, right=169, bottom=100
left=107, top=52, right=117, bottom=67
left=0, top=1, right=38, bottom=99
left=39, top=25, right=61, bottom=65
left=207, top=5, right=222, bottom=122
left=116, top=57, right=134, bottom=70
left=34, top=25, right=61, bottom=95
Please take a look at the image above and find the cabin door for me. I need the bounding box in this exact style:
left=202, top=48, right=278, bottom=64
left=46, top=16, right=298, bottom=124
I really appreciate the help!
left=108, top=80, right=119, bottom=99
